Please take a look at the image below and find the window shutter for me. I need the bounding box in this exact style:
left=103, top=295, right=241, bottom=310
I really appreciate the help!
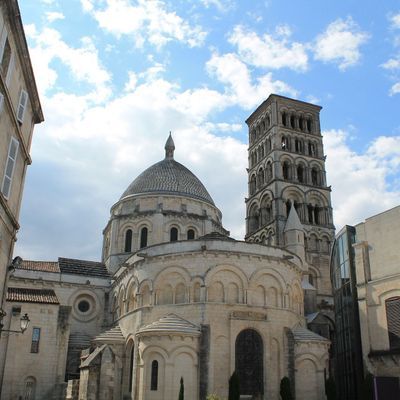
left=5, top=51, right=14, bottom=86
left=17, top=89, right=28, bottom=123
left=1, top=137, right=19, bottom=199
left=386, top=297, right=400, bottom=349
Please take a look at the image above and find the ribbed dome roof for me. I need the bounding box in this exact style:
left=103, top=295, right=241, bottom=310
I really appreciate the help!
left=120, top=134, right=215, bottom=206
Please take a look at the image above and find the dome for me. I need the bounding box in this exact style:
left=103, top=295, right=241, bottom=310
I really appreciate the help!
left=120, top=134, right=215, bottom=206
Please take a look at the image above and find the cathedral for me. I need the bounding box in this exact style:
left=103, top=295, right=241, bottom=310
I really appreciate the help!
left=1, top=94, right=336, bottom=400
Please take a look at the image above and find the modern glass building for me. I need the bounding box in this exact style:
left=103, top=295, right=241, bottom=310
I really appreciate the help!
left=330, top=225, right=364, bottom=400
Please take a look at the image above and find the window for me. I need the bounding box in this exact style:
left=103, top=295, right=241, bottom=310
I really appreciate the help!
left=1, top=137, right=19, bottom=199
left=78, top=300, right=90, bottom=313
left=151, top=360, right=158, bottom=390
left=17, top=89, right=28, bottom=124
left=140, top=227, right=148, bottom=248
left=31, top=327, right=41, bottom=353
left=0, top=31, right=13, bottom=85
left=124, top=229, right=132, bottom=252
left=187, top=229, right=195, bottom=240
left=170, top=227, right=178, bottom=242
left=386, top=297, right=400, bottom=349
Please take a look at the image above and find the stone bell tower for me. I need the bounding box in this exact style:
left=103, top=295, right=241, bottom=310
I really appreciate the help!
left=245, top=94, right=335, bottom=309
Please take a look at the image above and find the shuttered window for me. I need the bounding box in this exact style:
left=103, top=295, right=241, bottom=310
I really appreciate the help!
left=17, top=89, right=28, bottom=124
left=1, top=137, right=19, bottom=199
left=31, top=327, right=41, bottom=353
left=386, top=297, right=400, bottom=349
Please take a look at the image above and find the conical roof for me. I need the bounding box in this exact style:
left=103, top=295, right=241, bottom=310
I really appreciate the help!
left=137, top=313, right=200, bottom=336
left=120, top=135, right=215, bottom=206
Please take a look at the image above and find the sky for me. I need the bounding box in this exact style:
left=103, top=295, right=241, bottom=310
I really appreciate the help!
left=14, top=0, right=400, bottom=262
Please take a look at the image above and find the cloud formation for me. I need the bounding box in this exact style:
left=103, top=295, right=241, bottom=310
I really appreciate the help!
left=81, top=0, right=207, bottom=48
left=228, top=25, right=308, bottom=71
left=313, top=17, right=369, bottom=70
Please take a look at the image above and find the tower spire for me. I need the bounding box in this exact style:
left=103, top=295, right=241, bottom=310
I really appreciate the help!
left=165, top=132, right=175, bottom=159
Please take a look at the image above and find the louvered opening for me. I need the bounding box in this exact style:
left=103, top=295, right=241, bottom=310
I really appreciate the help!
left=386, top=297, right=400, bottom=349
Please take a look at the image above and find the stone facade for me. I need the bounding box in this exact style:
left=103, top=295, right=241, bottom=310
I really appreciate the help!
left=1, top=97, right=331, bottom=400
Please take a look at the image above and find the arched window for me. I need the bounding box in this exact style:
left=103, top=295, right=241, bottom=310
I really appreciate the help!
left=308, top=142, right=316, bottom=156
left=311, top=168, right=319, bottom=186
left=297, top=165, right=304, bottom=183
left=24, top=376, right=36, bottom=400
left=140, top=227, right=148, bottom=248
left=290, top=115, right=295, bottom=129
left=236, top=329, right=264, bottom=396
left=151, top=360, right=158, bottom=390
left=170, top=227, right=178, bottom=242
left=386, top=297, right=400, bottom=349
left=307, top=118, right=313, bottom=133
left=124, top=229, right=132, bottom=252
left=282, top=161, right=290, bottom=180
left=281, top=136, right=289, bottom=150
left=299, top=117, right=304, bottom=131
left=295, top=139, right=303, bottom=153
left=282, top=112, right=287, bottom=126
left=187, top=229, right=195, bottom=240
left=250, top=175, right=257, bottom=195
left=257, top=168, right=264, bottom=187
left=266, top=162, right=273, bottom=182
left=129, top=344, right=135, bottom=392
left=249, top=205, right=259, bottom=233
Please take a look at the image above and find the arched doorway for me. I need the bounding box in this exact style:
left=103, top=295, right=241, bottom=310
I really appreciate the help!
left=235, top=329, right=264, bottom=396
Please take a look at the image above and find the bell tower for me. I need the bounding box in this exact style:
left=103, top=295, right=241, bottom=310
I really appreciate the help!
left=245, top=94, right=335, bottom=308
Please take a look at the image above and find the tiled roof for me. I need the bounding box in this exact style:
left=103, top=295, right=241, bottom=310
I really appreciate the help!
left=19, top=260, right=60, bottom=273
left=58, top=258, right=110, bottom=278
left=120, top=158, right=215, bottom=206
left=7, top=287, right=59, bottom=304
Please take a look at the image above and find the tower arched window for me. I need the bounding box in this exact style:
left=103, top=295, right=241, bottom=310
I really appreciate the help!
left=282, top=112, right=287, bottom=126
left=124, top=229, right=132, bottom=252
left=290, top=115, right=295, bottom=129
left=250, top=175, right=257, bottom=195
left=170, top=227, right=178, bottom=242
left=307, top=118, right=313, bottom=133
left=187, top=229, right=195, bottom=240
left=311, top=168, right=319, bottom=186
left=299, top=117, right=305, bottom=131
left=386, top=297, right=400, bottom=349
left=140, top=227, right=148, bottom=248
left=266, top=162, right=273, bottom=182
left=282, top=161, right=290, bottom=180
left=151, top=360, right=158, bottom=390
left=297, top=165, right=304, bottom=183
left=257, top=168, right=264, bottom=188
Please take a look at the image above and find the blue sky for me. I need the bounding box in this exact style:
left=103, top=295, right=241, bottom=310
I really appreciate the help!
left=15, top=0, right=400, bottom=261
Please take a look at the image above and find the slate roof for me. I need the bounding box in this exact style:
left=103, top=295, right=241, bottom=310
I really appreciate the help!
left=199, top=231, right=235, bottom=241
left=120, top=158, right=215, bottom=206
left=58, top=258, right=110, bottom=278
left=20, top=260, right=60, bottom=273
left=7, top=287, right=59, bottom=304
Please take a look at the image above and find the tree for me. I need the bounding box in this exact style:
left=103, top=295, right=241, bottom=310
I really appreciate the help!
left=280, top=377, right=293, bottom=400
left=179, top=377, right=184, bottom=400
left=228, top=371, right=240, bottom=400
left=361, top=373, right=374, bottom=400
left=325, top=377, right=336, bottom=400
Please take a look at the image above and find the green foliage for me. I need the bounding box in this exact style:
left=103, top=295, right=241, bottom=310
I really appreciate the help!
left=361, top=373, right=374, bottom=400
left=280, top=377, right=293, bottom=400
left=325, top=377, right=336, bottom=400
left=206, top=395, right=224, bottom=400
left=228, top=371, right=240, bottom=400
left=178, top=377, right=184, bottom=400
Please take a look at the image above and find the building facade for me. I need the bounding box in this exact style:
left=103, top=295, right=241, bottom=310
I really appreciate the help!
left=331, top=206, right=400, bottom=399
left=2, top=96, right=332, bottom=400
left=0, top=0, right=43, bottom=392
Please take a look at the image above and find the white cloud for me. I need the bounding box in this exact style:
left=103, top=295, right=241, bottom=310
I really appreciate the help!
left=26, top=26, right=111, bottom=101
left=390, top=13, right=400, bottom=29
left=314, top=17, right=369, bottom=70
left=324, top=129, right=400, bottom=230
left=82, top=0, right=207, bottom=48
left=200, top=0, right=235, bottom=12
left=228, top=25, right=308, bottom=71
left=45, top=11, right=65, bottom=22
left=206, top=52, right=297, bottom=109
left=382, top=57, right=400, bottom=70
left=389, top=82, right=400, bottom=95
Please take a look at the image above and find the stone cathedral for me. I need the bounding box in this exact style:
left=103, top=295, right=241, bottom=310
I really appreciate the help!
left=1, top=95, right=335, bottom=400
